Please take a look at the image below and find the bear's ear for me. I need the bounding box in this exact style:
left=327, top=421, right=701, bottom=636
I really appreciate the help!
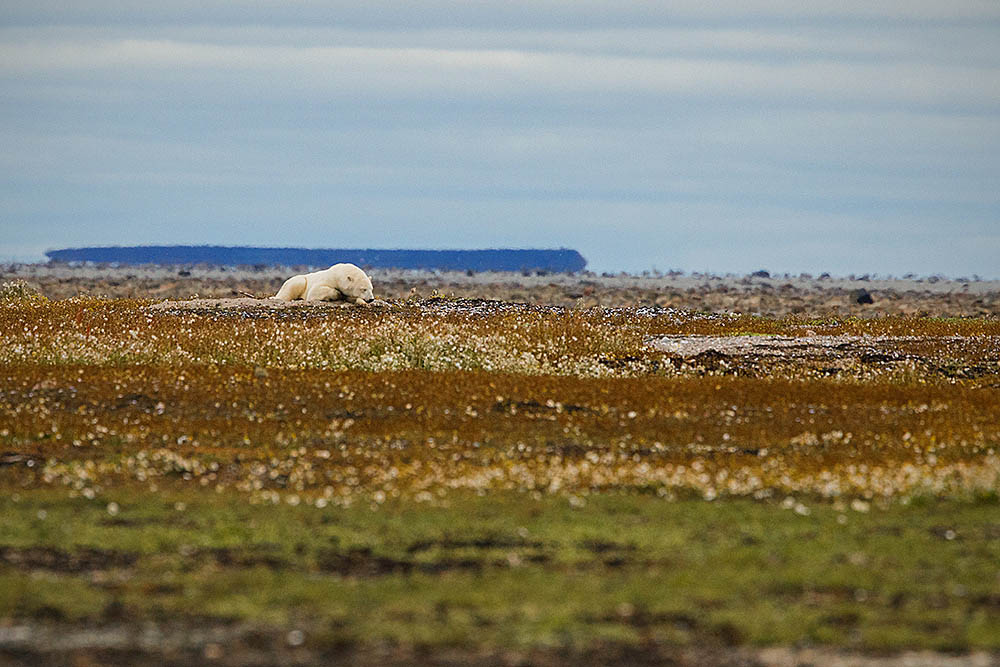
left=346, top=275, right=353, bottom=282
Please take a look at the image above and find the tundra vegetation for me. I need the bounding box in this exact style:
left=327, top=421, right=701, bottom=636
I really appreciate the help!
left=1, top=290, right=998, bottom=664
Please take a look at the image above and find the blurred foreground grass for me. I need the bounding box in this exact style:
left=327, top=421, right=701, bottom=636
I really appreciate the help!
left=2, top=490, right=998, bottom=653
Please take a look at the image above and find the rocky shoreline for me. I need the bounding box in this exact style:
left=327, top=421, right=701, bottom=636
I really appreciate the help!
left=3, top=264, right=998, bottom=317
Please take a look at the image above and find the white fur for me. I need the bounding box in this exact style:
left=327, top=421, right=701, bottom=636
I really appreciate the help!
left=271, top=263, right=375, bottom=304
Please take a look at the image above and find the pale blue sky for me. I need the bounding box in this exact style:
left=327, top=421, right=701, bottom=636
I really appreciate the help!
left=2, top=1, right=999, bottom=275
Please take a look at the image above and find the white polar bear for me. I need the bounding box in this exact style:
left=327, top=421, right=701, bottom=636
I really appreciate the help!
left=271, top=263, right=375, bottom=305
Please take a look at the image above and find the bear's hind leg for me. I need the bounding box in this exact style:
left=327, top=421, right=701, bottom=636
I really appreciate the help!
left=272, top=275, right=307, bottom=301
left=305, top=284, right=343, bottom=301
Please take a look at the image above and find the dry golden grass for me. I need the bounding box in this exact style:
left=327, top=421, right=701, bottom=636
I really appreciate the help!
left=2, top=297, right=998, bottom=507
left=3, top=296, right=999, bottom=375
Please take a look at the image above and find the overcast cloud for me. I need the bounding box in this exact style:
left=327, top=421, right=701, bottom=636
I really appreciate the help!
left=1, top=2, right=998, bottom=275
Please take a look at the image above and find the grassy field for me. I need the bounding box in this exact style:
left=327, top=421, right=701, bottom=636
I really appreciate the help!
left=1, top=291, right=999, bottom=664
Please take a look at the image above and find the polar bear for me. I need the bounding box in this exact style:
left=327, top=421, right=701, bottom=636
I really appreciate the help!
left=271, top=263, right=375, bottom=305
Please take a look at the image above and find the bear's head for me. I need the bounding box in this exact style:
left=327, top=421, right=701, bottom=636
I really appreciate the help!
left=336, top=264, right=375, bottom=303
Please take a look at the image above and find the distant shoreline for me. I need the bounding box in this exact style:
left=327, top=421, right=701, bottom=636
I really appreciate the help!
left=42, top=246, right=588, bottom=274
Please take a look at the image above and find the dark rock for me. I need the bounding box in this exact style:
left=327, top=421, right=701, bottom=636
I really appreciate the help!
left=850, top=288, right=874, bottom=305
left=751, top=270, right=770, bottom=278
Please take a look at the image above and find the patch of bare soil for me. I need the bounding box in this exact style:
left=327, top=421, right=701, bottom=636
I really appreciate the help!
left=651, top=334, right=958, bottom=359
left=649, top=334, right=1000, bottom=380
left=0, top=545, right=137, bottom=573
left=0, top=623, right=995, bottom=667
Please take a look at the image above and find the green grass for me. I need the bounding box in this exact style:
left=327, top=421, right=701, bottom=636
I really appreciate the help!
left=2, top=488, right=998, bottom=652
